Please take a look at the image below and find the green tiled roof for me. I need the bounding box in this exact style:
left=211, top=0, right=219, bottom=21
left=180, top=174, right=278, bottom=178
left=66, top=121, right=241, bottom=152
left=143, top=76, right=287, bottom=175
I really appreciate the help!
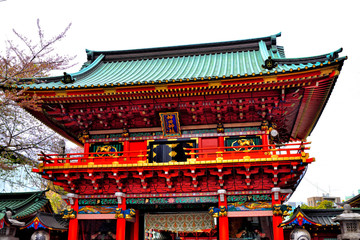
left=0, top=191, right=49, bottom=220
left=20, top=33, right=345, bottom=90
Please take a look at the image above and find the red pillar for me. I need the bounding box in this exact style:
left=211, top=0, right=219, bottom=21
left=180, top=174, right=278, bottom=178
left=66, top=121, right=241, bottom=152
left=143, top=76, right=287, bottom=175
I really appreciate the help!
left=218, top=136, right=224, bottom=148
left=84, top=142, right=90, bottom=154
left=131, top=210, right=140, bottom=240
left=218, top=189, right=229, bottom=240
left=262, top=132, right=269, bottom=150
left=123, top=140, right=130, bottom=161
left=271, top=188, right=284, bottom=240
left=67, top=194, right=79, bottom=240
left=116, top=192, right=126, bottom=240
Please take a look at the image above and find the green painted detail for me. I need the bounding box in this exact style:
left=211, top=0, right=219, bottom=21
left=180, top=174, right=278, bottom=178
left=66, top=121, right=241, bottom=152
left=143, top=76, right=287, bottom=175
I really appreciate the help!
left=90, top=132, right=163, bottom=139
left=225, top=135, right=262, bottom=151
left=90, top=133, right=123, bottom=139
left=90, top=142, right=123, bottom=155
left=225, top=127, right=260, bottom=133
left=227, top=194, right=272, bottom=203
left=79, top=198, right=117, bottom=206
left=182, top=129, right=217, bottom=134
left=130, top=132, right=162, bottom=137
left=126, top=196, right=218, bottom=205
left=133, top=203, right=212, bottom=211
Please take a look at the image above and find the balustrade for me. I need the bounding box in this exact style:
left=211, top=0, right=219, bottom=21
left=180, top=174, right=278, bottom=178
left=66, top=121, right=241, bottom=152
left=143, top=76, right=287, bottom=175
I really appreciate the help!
left=38, top=142, right=310, bottom=168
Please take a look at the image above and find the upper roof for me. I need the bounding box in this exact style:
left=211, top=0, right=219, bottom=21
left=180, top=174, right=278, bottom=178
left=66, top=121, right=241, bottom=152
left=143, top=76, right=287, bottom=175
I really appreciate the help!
left=0, top=191, right=50, bottom=220
left=20, top=33, right=345, bottom=90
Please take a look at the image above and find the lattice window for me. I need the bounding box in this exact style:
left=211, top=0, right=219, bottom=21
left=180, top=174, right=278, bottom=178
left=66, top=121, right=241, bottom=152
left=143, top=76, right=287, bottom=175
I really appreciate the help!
left=346, top=222, right=357, bottom=232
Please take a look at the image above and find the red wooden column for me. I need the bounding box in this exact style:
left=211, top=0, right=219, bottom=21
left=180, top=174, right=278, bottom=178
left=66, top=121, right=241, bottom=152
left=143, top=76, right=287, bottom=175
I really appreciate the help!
left=67, top=193, right=79, bottom=240
left=218, top=189, right=229, bottom=240
left=262, top=132, right=269, bottom=151
left=115, top=192, right=126, bottom=240
left=218, top=136, right=224, bottom=148
left=84, top=142, right=90, bottom=154
left=123, top=140, right=130, bottom=162
left=271, top=187, right=284, bottom=240
left=131, top=210, right=140, bottom=240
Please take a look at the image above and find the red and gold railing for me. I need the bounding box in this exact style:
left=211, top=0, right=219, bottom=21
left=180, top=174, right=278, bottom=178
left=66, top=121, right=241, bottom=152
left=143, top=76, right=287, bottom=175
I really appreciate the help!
left=37, top=142, right=310, bottom=169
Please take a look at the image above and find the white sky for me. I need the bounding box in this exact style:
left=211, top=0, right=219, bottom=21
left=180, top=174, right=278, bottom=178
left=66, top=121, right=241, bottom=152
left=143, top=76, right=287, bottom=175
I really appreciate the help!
left=1, top=0, right=359, bottom=203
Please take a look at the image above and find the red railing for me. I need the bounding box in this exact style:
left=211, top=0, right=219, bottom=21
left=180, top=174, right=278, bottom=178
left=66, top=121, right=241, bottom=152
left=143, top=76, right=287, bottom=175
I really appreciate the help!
left=185, top=142, right=310, bottom=161
left=37, top=142, right=310, bottom=167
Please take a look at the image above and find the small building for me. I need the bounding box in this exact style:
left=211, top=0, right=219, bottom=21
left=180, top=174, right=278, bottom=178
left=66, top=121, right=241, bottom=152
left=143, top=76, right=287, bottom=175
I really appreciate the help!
left=280, top=206, right=360, bottom=239
left=0, top=191, right=67, bottom=239
left=307, top=194, right=341, bottom=207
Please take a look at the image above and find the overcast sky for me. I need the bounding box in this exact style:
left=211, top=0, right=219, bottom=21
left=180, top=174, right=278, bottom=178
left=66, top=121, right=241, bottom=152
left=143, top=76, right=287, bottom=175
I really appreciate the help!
left=1, top=0, right=359, bottom=203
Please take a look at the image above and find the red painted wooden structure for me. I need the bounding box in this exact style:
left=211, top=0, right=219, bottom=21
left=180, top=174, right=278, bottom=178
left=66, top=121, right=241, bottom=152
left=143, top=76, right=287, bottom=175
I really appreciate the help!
left=19, top=33, right=346, bottom=240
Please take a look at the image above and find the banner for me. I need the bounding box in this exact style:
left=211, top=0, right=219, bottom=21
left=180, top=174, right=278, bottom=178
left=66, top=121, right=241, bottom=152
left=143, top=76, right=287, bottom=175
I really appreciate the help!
left=145, top=212, right=214, bottom=232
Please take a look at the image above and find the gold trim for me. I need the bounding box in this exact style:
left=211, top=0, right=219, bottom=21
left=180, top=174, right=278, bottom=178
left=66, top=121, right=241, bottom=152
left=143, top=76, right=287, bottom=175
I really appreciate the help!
left=42, top=155, right=308, bottom=170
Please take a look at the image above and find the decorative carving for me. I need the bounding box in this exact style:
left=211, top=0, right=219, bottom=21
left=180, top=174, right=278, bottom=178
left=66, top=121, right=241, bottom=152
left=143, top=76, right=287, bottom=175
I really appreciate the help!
left=78, top=130, right=89, bottom=143
left=95, top=145, right=117, bottom=157
left=208, top=206, right=227, bottom=217
left=262, top=56, right=278, bottom=70
left=272, top=204, right=292, bottom=218
left=261, top=120, right=269, bottom=131
left=217, top=123, right=224, bottom=133
left=231, top=139, right=254, bottom=152
left=169, top=151, right=177, bottom=158
left=122, top=128, right=129, bottom=138
left=61, top=207, right=77, bottom=219
left=62, top=72, right=75, bottom=84
left=115, top=208, right=136, bottom=219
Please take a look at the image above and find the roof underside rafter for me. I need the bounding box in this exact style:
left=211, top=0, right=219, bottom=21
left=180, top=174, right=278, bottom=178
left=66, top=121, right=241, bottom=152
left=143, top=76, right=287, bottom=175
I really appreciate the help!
left=17, top=33, right=346, bottom=145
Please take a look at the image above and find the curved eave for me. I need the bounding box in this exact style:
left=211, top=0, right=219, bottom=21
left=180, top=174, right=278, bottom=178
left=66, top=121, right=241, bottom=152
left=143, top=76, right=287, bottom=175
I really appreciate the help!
left=26, top=108, right=83, bottom=146
left=18, top=54, right=105, bottom=85
left=290, top=57, right=346, bottom=140
left=20, top=56, right=346, bottom=92
left=13, top=199, right=49, bottom=219
left=22, top=214, right=68, bottom=231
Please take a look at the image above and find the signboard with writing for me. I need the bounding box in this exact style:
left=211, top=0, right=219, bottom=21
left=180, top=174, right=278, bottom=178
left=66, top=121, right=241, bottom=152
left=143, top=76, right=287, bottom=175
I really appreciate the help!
left=159, top=112, right=181, bottom=137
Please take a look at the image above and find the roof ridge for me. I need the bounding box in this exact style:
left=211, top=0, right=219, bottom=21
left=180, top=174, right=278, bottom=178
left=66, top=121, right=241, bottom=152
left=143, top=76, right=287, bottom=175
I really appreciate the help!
left=85, top=33, right=282, bottom=62
left=274, top=48, right=344, bottom=64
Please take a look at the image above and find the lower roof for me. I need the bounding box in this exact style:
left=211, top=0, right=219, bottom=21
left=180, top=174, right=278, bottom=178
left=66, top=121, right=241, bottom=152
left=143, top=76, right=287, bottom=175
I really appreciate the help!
left=281, top=207, right=360, bottom=228
left=0, top=191, right=50, bottom=220
left=22, top=212, right=68, bottom=231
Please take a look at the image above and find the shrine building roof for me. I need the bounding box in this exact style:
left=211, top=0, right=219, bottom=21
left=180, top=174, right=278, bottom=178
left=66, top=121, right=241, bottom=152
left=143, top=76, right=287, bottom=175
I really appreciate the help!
left=22, top=212, right=68, bottom=231
left=280, top=207, right=360, bottom=228
left=0, top=191, right=50, bottom=220
left=19, top=33, right=345, bottom=90
left=344, top=193, right=360, bottom=208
